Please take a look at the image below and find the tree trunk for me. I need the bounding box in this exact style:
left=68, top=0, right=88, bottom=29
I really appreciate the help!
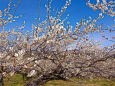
left=25, top=73, right=66, bottom=86
left=25, top=66, right=66, bottom=86
left=0, top=73, right=3, bottom=86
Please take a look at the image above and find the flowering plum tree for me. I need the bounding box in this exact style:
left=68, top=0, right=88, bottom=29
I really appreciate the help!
left=0, top=0, right=114, bottom=86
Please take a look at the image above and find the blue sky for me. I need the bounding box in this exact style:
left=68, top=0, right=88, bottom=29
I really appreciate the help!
left=0, top=0, right=114, bottom=47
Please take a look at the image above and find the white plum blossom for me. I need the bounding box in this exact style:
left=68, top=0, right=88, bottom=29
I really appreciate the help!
left=27, top=70, right=37, bottom=77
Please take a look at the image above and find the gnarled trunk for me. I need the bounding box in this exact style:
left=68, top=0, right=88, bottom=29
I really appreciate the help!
left=25, top=66, right=66, bottom=86
left=25, top=74, right=65, bottom=86
left=0, top=73, right=3, bottom=86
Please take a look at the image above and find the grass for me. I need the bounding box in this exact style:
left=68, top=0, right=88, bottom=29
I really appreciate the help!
left=45, top=78, right=115, bottom=86
left=3, top=74, right=115, bottom=86
left=3, top=74, right=28, bottom=86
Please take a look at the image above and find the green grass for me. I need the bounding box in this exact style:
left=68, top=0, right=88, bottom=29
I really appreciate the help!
left=4, top=74, right=28, bottom=86
left=45, top=78, right=115, bottom=86
left=3, top=74, right=115, bottom=86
